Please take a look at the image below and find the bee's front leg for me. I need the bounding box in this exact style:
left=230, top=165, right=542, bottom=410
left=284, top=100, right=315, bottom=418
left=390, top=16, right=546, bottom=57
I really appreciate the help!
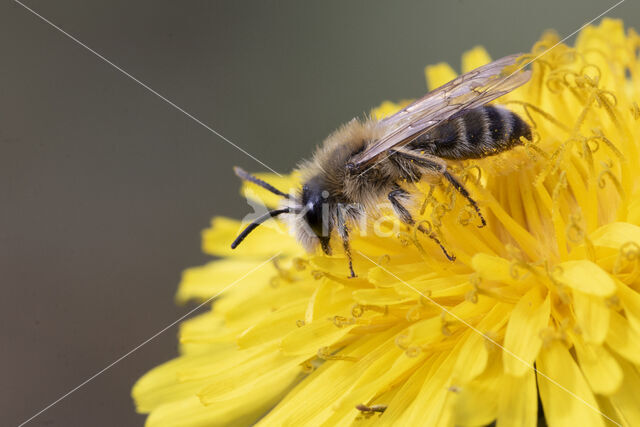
left=336, top=205, right=356, bottom=278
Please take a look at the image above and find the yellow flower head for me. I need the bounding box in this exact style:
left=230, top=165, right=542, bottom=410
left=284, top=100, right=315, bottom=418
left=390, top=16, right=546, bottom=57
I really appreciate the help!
left=133, top=19, right=640, bottom=426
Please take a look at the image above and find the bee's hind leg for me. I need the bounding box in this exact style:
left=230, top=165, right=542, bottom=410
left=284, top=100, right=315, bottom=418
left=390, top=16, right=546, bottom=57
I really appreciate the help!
left=392, top=148, right=486, bottom=228
left=388, top=187, right=456, bottom=261
left=442, top=171, right=486, bottom=228
left=336, top=205, right=356, bottom=278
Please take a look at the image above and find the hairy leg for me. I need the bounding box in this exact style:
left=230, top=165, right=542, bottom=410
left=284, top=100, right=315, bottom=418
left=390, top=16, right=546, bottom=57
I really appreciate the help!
left=336, top=205, right=356, bottom=278
left=388, top=187, right=456, bottom=261
left=442, top=171, right=486, bottom=228
left=392, top=148, right=486, bottom=228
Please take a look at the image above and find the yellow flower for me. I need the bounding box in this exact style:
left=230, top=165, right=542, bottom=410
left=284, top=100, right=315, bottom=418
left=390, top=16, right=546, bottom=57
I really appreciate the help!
left=133, top=19, right=640, bottom=426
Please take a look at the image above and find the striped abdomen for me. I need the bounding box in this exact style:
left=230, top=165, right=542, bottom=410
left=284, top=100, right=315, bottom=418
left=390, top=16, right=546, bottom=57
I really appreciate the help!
left=410, top=105, right=531, bottom=160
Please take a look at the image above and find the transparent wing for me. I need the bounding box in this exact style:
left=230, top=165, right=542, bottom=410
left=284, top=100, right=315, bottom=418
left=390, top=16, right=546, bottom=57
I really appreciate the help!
left=352, top=53, right=531, bottom=166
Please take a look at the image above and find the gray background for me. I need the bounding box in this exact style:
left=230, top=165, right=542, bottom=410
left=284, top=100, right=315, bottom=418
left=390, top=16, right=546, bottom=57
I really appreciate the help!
left=1, top=1, right=637, bottom=426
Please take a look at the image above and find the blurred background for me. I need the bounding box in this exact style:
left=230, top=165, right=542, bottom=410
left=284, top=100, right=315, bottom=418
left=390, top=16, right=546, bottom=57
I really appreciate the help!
left=1, top=1, right=637, bottom=425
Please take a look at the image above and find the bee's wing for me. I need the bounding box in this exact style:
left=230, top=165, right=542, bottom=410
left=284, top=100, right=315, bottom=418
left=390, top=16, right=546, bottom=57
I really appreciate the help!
left=352, top=53, right=531, bottom=166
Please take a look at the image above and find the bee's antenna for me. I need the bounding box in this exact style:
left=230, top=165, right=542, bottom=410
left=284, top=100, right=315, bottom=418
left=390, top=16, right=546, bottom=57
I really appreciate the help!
left=231, top=208, right=291, bottom=249
left=234, top=166, right=291, bottom=199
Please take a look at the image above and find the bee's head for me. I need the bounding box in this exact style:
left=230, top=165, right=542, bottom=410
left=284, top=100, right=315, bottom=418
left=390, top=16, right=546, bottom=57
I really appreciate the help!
left=300, top=176, right=333, bottom=255
left=230, top=167, right=333, bottom=255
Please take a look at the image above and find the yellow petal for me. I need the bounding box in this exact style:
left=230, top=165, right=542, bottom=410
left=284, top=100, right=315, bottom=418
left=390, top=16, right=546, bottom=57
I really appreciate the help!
left=260, top=328, right=401, bottom=425
left=425, top=62, right=457, bottom=91
left=472, top=253, right=531, bottom=288
left=240, top=172, right=298, bottom=209
left=573, top=338, right=622, bottom=395
left=320, top=343, right=423, bottom=426
left=197, top=350, right=302, bottom=405
left=453, top=303, right=511, bottom=383
left=280, top=317, right=356, bottom=356
left=572, top=291, right=610, bottom=344
left=146, top=374, right=294, bottom=427
left=397, top=350, right=458, bottom=425
left=176, top=258, right=276, bottom=303
left=462, top=46, right=492, bottom=73
left=590, top=222, right=640, bottom=249
left=609, top=357, right=640, bottom=426
left=145, top=395, right=250, bottom=427
left=303, top=278, right=354, bottom=323
left=503, top=289, right=550, bottom=376
left=605, top=310, right=640, bottom=364
left=370, top=99, right=411, bottom=120
left=202, top=217, right=299, bottom=258
left=237, top=298, right=308, bottom=348
left=453, top=354, right=502, bottom=426
left=537, top=340, right=605, bottom=427
left=352, top=287, right=415, bottom=306
left=556, top=260, right=616, bottom=296
left=132, top=345, right=235, bottom=413
left=616, top=281, right=640, bottom=335
left=379, top=355, right=438, bottom=421
left=496, top=371, right=538, bottom=427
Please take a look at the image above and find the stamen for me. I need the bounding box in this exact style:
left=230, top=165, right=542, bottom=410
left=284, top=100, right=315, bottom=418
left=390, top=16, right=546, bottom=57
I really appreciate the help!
left=613, top=242, right=640, bottom=282
left=405, top=346, right=421, bottom=357
left=419, top=185, right=437, bottom=216
left=300, top=360, right=315, bottom=373
left=545, top=263, right=570, bottom=304
left=317, top=347, right=358, bottom=362
left=332, top=315, right=355, bottom=328
left=503, top=100, right=571, bottom=133
left=565, top=214, right=585, bottom=244
left=509, top=261, right=534, bottom=280
left=597, top=162, right=625, bottom=198
left=405, top=306, right=422, bottom=322
left=395, top=333, right=411, bottom=350
left=606, top=295, right=622, bottom=311
left=465, top=289, right=478, bottom=304
left=292, top=257, right=308, bottom=271
left=351, top=305, right=364, bottom=318
left=440, top=311, right=453, bottom=336
left=377, top=254, right=391, bottom=265
left=589, top=129, right=624, bottom=160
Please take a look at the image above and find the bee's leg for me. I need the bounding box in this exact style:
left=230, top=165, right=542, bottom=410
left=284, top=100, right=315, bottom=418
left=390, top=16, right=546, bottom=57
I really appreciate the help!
left=442, top=171, right=486, bottom=228
left=388, top=187, right=456, bottom=261
left=393, top=148, right=486, bottom=228
left=336, top=205, right=356, bottom=278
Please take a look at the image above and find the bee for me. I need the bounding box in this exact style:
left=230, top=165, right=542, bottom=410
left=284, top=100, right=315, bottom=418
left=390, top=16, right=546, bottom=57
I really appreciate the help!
left=231, top=54, right=532, bottom=277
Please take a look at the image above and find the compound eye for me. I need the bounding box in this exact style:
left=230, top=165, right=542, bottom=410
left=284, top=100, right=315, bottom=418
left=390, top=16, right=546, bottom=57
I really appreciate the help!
left=304, top=200, right=324, bottom=235
left=301, top=177, right=331, bottom=237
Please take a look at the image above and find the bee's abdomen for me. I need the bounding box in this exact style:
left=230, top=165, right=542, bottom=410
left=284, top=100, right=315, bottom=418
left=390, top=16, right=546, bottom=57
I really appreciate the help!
left=412, top=106, right=531, bottom=160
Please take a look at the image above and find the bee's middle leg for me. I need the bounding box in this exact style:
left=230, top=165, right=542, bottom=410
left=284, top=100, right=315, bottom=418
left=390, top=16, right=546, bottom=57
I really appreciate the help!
left=388, top=187, right=456, bottom=261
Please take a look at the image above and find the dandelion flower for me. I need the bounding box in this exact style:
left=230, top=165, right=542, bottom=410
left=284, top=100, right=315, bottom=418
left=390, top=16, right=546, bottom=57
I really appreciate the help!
left=133, top=19, right=640, bottom=426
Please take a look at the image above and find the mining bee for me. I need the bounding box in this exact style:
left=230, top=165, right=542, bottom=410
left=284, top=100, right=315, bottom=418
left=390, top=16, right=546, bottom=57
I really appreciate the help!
left=232, top=54, right=531, bottom=277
